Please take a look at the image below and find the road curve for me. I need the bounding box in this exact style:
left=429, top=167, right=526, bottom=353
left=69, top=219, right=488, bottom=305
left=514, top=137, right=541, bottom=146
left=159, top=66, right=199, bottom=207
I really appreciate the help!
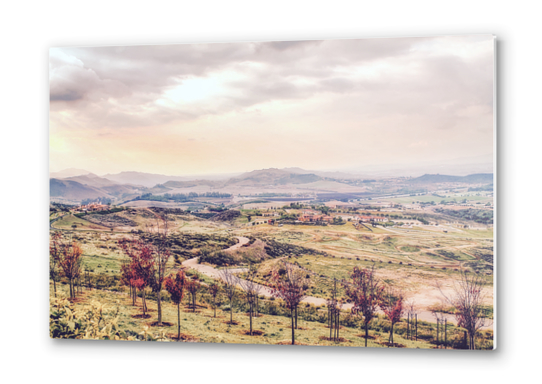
left=180, top=236, right=492, bottom=328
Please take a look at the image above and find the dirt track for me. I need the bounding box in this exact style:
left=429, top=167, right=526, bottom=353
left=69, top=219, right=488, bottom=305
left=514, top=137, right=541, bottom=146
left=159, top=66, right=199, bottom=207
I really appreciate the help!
left=180, top=236, right=493, bottom=329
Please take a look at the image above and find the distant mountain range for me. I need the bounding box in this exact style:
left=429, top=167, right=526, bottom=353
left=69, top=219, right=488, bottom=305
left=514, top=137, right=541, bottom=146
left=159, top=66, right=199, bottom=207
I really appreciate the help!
left=50, top=173, right=146, bottom=201
left=49, top=167, right=494, bottom=203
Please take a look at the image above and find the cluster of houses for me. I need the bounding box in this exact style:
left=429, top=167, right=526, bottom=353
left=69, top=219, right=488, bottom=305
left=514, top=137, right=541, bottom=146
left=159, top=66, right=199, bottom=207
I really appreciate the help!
left=73, top=202, right=110, bottom=213
left=297, top=210, right=333, bottom=223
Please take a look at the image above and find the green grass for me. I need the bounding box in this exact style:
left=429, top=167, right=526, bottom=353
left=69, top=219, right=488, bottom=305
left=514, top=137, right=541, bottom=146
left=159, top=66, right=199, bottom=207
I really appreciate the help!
left=50, top=284, right=442, bottom=348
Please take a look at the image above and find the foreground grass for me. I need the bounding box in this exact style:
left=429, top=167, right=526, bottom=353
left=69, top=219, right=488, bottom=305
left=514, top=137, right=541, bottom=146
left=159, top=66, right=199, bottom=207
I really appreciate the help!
left=51, top=284, right=434, bottom=348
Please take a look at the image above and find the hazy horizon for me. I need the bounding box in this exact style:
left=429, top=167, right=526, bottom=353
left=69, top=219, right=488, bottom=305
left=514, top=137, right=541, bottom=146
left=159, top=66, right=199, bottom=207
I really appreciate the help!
left=50, top=35, right=494, bottom=176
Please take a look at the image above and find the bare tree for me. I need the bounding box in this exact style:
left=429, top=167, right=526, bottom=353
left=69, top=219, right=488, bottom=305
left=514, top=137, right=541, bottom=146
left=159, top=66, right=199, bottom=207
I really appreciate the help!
left=404, top=298, right=418, bottom=340
left=49, top=232, right=61, bottom=296
left=209, top=283, right=220, bottom=318
left=219, top=268, right=239, bottom=325
left=326, top=278, right=342, bottom=342
left=186, top=278, right=200, bottom=312
left=437, top=270, right=490, bottom=350
left=270, top=261, right=309, bottom=345
left=239, top=265, right=263, bottom=335
left=146, top=216, right=173, bottom=325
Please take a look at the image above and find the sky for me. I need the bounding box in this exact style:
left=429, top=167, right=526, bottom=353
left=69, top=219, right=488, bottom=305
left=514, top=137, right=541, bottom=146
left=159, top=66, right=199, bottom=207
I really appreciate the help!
left=49, top=35, right=494, bottom=176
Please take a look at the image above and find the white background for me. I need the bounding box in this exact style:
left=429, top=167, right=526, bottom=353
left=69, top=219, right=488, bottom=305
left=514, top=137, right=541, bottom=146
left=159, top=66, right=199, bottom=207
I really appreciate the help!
left=1, top=1, right=539, bottom=382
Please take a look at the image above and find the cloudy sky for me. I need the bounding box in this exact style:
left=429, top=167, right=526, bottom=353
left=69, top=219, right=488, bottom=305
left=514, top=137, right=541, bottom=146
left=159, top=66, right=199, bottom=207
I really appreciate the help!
left=49, top=35, right=494, bottom=176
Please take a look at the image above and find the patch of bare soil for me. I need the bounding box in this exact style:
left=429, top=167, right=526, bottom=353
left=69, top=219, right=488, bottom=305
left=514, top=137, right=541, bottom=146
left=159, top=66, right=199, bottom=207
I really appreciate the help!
left=68, top=296, right=87, bottom=304
left=132, top=314, right=151, bottom=319
left=318, top=336, right=351, bottom=343
left=241, top=330, right=265, bottom=336
left=378, top=341, right=406, bottom=348
left=169, top=333, right=200, bottom=342
left=357, top=334, right=378, bottom=341
left=149, top=321, right=174, bottom=327
left=223, top=320, right=239, bottom=325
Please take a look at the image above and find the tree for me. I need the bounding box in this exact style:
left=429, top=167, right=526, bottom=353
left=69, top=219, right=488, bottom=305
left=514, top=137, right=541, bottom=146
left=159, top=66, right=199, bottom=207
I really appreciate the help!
left=380, top=286, right=404, bottom=346
left=437, top=270, right=490, bottom=350
left=327, top=278, right=342, bottom=342
left=133, top=278, right=149, bottom=315
left=164, top=270, right=187, bottom=340
left=344, top=264, right=382, bottom=347
left=269, top=261, right=309, bottom=345
left=49, top=232, right=62, bottom=296
left=219, top=268, right=239, bottom=325
left=239, top=265, right=263, bottom=336
left=186, top=278, right=200, bottom=312
left=146, top=216, right=172, bottom=325
left=209, top=283, right=220, bottom=318
left=120, top=261, right=137, bottom=306
left=55, top=234, right=83, bottom=299
left=120, top=216, right=173, bottom=325
left=118, top=237, right=154, bottom=316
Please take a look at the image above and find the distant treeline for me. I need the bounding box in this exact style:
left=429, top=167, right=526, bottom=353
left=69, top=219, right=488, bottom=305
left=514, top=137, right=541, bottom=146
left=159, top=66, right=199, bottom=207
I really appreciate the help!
left=136, top=192, right=232, bottom=202
left=435, top=208, right=493, bottom=224
left=468, top=184, right=494, bottom=192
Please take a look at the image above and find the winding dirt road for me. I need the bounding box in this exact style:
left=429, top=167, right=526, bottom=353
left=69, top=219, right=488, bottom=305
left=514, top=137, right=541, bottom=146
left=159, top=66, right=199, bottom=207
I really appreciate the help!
left=180, top=236, right=492, bottom=329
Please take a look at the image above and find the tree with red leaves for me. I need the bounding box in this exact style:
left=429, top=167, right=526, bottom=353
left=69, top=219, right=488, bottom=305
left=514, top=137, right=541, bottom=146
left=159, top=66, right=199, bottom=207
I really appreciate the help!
left=118, top=237, right=154, bottom=316
left=269, top=261, right=308, bottom=345
left=119, top=216, right=172, bottom=325
left=165, top=270, right=187, bottom=340
left=53, top=233, right=83, bottom=299
left=120, top=261, right=136, bottom=306
left=209, top=283, right=220, bottom=318
left=132, top=278, right=149, bottom=315
left=380, top=286, right=404, bottom=346
left=344, top=264, right=383, bottom=347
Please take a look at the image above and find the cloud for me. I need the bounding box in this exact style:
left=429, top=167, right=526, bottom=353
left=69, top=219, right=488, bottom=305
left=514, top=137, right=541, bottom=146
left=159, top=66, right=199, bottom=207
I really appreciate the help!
left=49, top=35, right=494, bottom=174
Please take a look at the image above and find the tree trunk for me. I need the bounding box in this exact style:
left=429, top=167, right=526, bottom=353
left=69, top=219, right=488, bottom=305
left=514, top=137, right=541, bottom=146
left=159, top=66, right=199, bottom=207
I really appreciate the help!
left=291, top=309, right=295, bottom=345
left=53, top=278, right=57, bottom=297
left=249, top=303, right=253, bottom=336
left=329, top=308, right=333, bottom=341
left=336, top=311, right=339, bottom=341
left=329, top=309, right=333, bottom=340
left=213, top=299, right=216, bottom=318
left=157, top=290, right=162, bottom=325
left=177, top=303, right=181, bottom=340
left=142, top=290, right=147, bottom=315
left=230, top=298, right=233, bottom=324
left=295, top=306, right=298, bottom=329
left=364, top=322, right=369, bottom=347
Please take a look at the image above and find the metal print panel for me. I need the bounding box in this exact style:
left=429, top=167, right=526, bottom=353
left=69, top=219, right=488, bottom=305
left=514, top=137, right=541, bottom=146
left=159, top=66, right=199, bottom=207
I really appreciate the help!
left=49, top=35, right=495, bottom=349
